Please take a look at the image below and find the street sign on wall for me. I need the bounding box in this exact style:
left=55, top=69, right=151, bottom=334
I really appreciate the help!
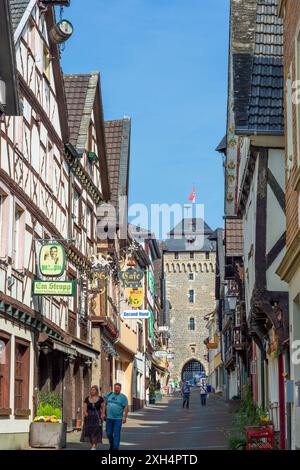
left=33, top=280, right=75, bottom=297
left=121, top=310, right=150, bottom=319
left=39, top=243, right=65, bottom=277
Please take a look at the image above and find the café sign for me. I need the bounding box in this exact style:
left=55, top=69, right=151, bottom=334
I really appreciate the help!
left=39, top=243, right=65, bottom=277
left=33, top=281, right=75, bottom=297
left=119, top=268, right=143, bottom=289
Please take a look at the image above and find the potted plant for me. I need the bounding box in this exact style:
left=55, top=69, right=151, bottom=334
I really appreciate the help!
left=29, top=392, right=66, bottom=449
left=149, top=381, right=156, bottom=405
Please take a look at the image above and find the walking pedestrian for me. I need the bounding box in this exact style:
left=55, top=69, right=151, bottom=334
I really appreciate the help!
left=200, top=379, right=208, bottom=406
left=80, top=385, right=104, bottom=450
left=181, top=380, right=191, bottom=409
left=102, top=383, right=129, bottom=451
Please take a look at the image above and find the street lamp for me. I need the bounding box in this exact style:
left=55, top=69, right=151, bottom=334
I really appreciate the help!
left=227, top=294, right=238, bottom=311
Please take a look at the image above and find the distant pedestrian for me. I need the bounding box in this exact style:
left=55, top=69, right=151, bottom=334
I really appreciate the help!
left=181, top=380, right=191, bottom=409
left=156, top=380, right=161, bottom=391
left=102, top=383, right=129, bottom=451
left=80, top=385, right=104, bottom=450
left=200, top=380, right=208, bottom=406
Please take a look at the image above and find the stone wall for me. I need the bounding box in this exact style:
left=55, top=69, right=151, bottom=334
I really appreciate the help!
left=163, top=251, right=216, bottom=381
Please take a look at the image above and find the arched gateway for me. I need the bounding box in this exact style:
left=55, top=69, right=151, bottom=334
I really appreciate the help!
left=181, top=360, right=205, bottom=382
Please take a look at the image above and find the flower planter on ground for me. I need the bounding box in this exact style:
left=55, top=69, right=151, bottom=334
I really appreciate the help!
left=29, top=422, right=67, bottom=449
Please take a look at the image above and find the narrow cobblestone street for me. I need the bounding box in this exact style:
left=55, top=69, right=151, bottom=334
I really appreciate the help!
left=66, top=391, right=233, bottom=451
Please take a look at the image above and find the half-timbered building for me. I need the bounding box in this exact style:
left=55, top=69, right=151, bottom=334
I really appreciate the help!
left=64, top=72, right=111, bottom=423
left=0, top=0, right=110, bottom=448
left=226, top=0, right=288, bottom=449
left=0, top=0, right=71, bottom=448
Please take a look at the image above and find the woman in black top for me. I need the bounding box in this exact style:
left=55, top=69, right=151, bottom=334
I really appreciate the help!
left=80, top=385, right=104, bottom=449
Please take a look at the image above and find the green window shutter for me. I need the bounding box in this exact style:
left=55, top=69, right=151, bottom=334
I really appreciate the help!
left=148, top=308, right=154, bottom=339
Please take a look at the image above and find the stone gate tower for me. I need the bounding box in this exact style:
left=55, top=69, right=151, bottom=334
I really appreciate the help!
left=163, top=218, right=216, bottom=382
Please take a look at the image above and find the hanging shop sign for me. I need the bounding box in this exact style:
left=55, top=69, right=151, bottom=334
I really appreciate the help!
left=154, top=351, right=168, bottom=359
left=121, top=310, right=150, bottom=320
left=33, top=280, right=75, bottom=297
left=207, top=342, right=218, bottom=350
left=119, top=268, right=143, bottom=289
left=90, top=254, right=111, bottom=278
left=39, top=243, right=66, bottom=277
left=167, top=352, right=175, bottom=360
left=129, top=288, right=144, bottom=308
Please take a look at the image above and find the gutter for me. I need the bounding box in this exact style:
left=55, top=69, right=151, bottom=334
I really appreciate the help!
left=235, top=127, right=284, bottom=137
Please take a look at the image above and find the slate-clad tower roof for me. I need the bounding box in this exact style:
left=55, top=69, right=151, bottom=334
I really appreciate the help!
left=164, top=218, right=216, bottom=252
left=232, top=0, right=283, bottom=135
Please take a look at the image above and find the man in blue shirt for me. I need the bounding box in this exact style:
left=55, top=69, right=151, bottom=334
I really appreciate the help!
left=102, top=383, right=129, bottom=450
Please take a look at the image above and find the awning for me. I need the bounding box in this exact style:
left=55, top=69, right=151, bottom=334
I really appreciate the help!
left=53, top=341, right=77, bottom=357
left=73, top=343, right=99, bottom=360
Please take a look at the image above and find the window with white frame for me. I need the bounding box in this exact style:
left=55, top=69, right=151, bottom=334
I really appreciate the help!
left=13, top=204, right=25, bottom=270
left=86, top=206, right=93, bottom=239
left=73, top=190, right=80, bottom=226
left=47, top=142, right=54, bottom=189
left=0, top=192, right=8, bottom=258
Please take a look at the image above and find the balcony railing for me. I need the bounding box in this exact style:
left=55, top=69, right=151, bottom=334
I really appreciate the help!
left=233, top=326, right=243, bottom=350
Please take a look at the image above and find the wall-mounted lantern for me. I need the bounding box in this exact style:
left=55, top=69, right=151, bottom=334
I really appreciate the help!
left=49, top=19, right=74, bottom=44
left=227, top=294, right=237, bottom=311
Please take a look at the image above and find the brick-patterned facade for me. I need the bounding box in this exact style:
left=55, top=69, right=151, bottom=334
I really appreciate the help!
left=278, top=0, right=300, bottom=450
left=281, top=0, right=300, bottom=248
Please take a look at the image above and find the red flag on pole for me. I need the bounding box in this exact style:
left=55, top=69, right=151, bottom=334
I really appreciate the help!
left=189, top=187, right=196, bottom=203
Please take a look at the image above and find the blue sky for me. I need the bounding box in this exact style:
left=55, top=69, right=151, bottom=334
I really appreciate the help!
left=61, top=0, right=229, bottom=236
